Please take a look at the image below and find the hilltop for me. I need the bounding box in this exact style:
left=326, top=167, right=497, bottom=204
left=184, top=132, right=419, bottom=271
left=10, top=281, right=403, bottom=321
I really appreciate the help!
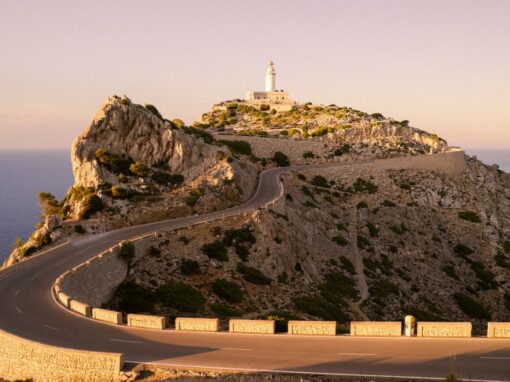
left=4, top=97, right=510, bottom=334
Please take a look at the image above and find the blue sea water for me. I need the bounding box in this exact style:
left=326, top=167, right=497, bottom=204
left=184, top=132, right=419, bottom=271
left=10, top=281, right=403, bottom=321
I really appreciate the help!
left=0, top=150, right=72, bottom=263
left=0, top=149, right=508, bottom=264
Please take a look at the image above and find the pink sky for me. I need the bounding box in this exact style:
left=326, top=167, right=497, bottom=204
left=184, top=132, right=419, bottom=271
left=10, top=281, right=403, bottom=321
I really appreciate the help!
left=0, top=0, right=509, bottom=149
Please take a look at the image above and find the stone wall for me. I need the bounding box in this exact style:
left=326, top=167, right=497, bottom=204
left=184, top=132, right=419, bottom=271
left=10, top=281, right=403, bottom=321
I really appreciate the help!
left=0, top=328, right=123, bottom=382
left=287, top=321, right=336, bottom=335
left=376, top=149, right=466, bottom=177
left=59, top=246, right=128, bottom=308
left=350, top=321, right=402, bottom=336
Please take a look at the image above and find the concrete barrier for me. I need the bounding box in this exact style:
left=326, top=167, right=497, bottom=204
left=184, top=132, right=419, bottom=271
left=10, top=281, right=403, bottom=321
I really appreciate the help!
left=487, top=323, right=510, bottom=338
left=350, top=321, right=402, bottom=336
left=92, top=308, right=123, bottom=325
left=57, top=291, right=72, bottom=308
left=0, top=328, right=123, bottom=382
left=127, top=314, right=166, bottom=329
left=229, top=319, right=275, bottom=334
left=70, top=299, right=92, bottom=317
left=417, top=322, right=472, bottom=337
left=175, top=317, right=219, bottom=332
left=288, top=321, right=336, bottom=336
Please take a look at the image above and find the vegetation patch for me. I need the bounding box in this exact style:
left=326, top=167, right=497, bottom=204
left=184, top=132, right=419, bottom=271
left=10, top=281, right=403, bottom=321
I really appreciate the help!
left=201, top=240, right=228, bottom=262
left=220, top=140, right=252, bottom=156
left=212, top=279, right=244, bottom=303
left=441, top=264, right=459, bottom=281
left=333, top=235, right=350, bottom=246
left=151, top=171, right=184, bottom=186
left=293, top=295, right=349, bottom=322
left=366, top=222, right=379, bottom=237
left=180, top=259, right=201, bottom=275
left=186, top=189, right=202, bottom=207
left=453, top=292, right=491, bottom=320
left=353, top=178, right=378, bottom=194
left=79, top=194, right=104, bottom=219
left=236, top=263, right=271, bottom=285
left=116, top=281, right=155, bottom=313
left=210, top=302, right=241, bottom=318
left=311, top=175, right=329, bottom=188
left=95, top=148, right=134, bottom=175
left=357, top=235, right=370, bottom=249
left=272, top=151, right=290, bottom=167
left=453, top=243, right=474, bottom=258
left=157, top=282, right=205, bottom=313
left=458, top=211, right=481, bottom=223
left=381, top=199, right=396, bottom=207
left=339, top=256, right=356, bottom=274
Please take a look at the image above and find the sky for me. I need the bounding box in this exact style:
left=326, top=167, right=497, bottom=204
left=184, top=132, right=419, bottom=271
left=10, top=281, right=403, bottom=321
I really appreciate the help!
left=0, top=0, right=509, bottom=149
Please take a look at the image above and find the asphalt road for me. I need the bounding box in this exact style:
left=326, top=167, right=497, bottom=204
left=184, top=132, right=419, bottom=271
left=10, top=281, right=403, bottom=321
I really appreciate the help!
left=1, top=163, right=510, bottom=381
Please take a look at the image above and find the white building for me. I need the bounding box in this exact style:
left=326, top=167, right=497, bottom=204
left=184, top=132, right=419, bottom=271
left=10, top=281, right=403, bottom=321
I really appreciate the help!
left=245, top=61, right=295, bottom=111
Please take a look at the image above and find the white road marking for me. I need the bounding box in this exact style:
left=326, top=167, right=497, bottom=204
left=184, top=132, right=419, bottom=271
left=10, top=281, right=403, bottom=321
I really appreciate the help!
left=480, top=356, right=510, bottom=360
left=15, top=306, right=22, bottom=314
left=221, top=347, right=252, bottom=351
left=110, top=338, right=143, bottom=344
left=43, top=324, right=60, bottom=331
left=14, top=289, right=19, bottom=296
left=337, top=352, right=377, bottom=356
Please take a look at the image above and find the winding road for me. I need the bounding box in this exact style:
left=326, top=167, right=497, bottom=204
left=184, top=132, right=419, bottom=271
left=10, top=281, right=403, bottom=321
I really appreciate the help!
left=1, top=163, right=510, bottom=381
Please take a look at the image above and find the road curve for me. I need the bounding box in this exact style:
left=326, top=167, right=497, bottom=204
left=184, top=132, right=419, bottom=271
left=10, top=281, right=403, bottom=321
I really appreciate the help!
left=1, top=162, right=510, bottom=381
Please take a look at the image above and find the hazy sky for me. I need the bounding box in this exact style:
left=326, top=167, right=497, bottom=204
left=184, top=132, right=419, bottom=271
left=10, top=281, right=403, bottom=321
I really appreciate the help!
left=1, top=0, right=509, bottom=149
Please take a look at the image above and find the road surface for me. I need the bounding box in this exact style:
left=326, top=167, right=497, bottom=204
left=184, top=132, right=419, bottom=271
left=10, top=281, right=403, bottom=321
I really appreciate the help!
left=1, top=164, right=510, bottom=381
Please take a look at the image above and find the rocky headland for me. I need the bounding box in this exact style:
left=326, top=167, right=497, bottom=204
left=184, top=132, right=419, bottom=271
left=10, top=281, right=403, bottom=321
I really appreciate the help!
left=4, top=96, right=510, bottom=334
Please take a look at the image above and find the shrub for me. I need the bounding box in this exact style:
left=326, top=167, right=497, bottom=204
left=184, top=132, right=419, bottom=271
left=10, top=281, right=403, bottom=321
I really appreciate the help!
left=381, top=200, right=396, bottom=207
left=186, top=189, right=202, bottom=207
left=301, top=186, right=314, bottom=198
left=333, top=144, right=350, bottom=156
left=264, top=310, right=300, bottom=333
left=179, top=125, right=214, bottom=144
left=152, top=171, right=184, bottom=186
left=353, top=178, right=378, bottom=194
left=201, top=240, right=228, bottom=262
left=453, top=292, right=491, bottom=320
left=390, top=224, right=407, bottom=235
left=453, top=243, right=474, bottom=258
left=277, top=272, right=289, bottom=284
left=311, top=175, right=329, bottom=188
left=111, top=186, right=130, bottom=199
left=38, top=192, right=60, bottom=216
left=294, top=295, right=349, bottom=321
left=180, top=259, right=201, bottom=275
left=272, top=151, right=290, bottom=167
left=220, top=140, right=252, bottom=156
left=144, top=104, right=163, bottom=119
left=337, top=223, right=348, bottom=232
left=469, top=261, right=497, bottom=289
left=118, top=241, right=135, bottom=264
left=503, top=241, right=510, bottom=254
left=495, top=252, right=509, bottom=268
left=357, top=235, right=370, bottom=249
left=366, top=222, right=379, bottom=237
left=74, top=225, right=85, bottom=234
left=339, top=256, right=356, bottom=274
left=357, top=201, right=368, bottom=209
left=116, top=281, right=155, bottom=313
left=333, top=235, right=350, bottom=246
left=222, top=226, right=256, bottom=246
left=369, top=279, right=400, bottom=301
left=320, top=272, right=359, bottom=303
left=302, top=151, right=315, bottom=159
left=234, top=245, right=249, bottom=262
left=157, top=282, right=205, bottom=312
left=95, top=148, right=134, bottom=175
left=458, top=211, right=481, bottom=223
left=236, top=263, right=271, bottom=285
left=212, top=279, right=243, bottom=303
left=210, top=302, right=241, bottom=318
left=129, top=162, right=149, bottom=177
left=34, top=232, right=52, bottom=249
left=441, top=264, right=459, bottom=281
left=79, top=194, right=104, bottom=219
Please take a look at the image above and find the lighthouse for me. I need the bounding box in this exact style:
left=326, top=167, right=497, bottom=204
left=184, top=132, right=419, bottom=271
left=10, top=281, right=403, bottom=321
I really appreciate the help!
left=265, top=61, right=276, bottom=92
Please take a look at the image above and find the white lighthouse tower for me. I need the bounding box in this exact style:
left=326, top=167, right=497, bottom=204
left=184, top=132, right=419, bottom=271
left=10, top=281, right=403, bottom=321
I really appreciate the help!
left=265, top=61, right=276, bottom=92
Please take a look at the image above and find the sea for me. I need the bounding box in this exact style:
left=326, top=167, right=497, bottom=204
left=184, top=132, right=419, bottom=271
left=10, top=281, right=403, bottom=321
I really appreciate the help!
left=0, top=148, right=508, bottom=263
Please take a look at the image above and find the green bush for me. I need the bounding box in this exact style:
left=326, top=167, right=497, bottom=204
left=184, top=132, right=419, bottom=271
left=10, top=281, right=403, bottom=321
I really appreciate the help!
left=179, top=126, right=214, bottom=144
left=264, top=310, right=300, bottom=333
left=236, top=263, right=271, bottom=285
left=201, top=240, right=228, bottom=262
left=357, top=235, right=370, bottom=249
left=222, top=226, right=256, bottom=246
left=117, top=281, right=155, bottom=313
left=453, top=243, right=474, bottom=258
left=111, top=186, right=129, bottom=199
left=151, top=171, right=184, bottom=186
left=356, top=201, right=368, bottom=209
left=469, top=261, right=497, bottom=289
left=390, top=224, right=407, bottom=235
left=458, top=211, right=481, bottom=223
left=210, top=302, right=241, bottom=318
left=212, top=279, right=243, bottom=303
left=234, top=245, right=249, bottom=262
left=353, top=178, right=378, bottom=194
left=220, top=140, right=252, bottom=156
left=333, top=235, right=350, bottom=246
left=118, top=241, right=135, bottom=263
left=74, top=225, right=85, bottom=234
left=180, top=259, right=201, bottom=275
left=453, top=292, right=491, bottom=320
left=320, top=272, right=359, bottom=303
left=186, top=189, right=202, bottom=206
left=79, top=194, right=104, bottom=219
left=381, top=200, right=396, bottom=207
left=441, top=264, right=459, bottom=281
left=272, top=151, right=290, bottom=167
left=95, top=148, right=134, bottom=175
left=157, top=282, right=205, bottom=312
left=294, top=295, right=349, bottom=321
left=144, top=104, right=163, bottom=119
left=302, top=151, right=315, bottom=159
left=366, top=222, right=379, bottom=237
left=503, top=241, right=510, bottom=254
left=339, top=256, right=356, bottom=274
left=333, top=144, right=350, bottom=156
left=38, top=192, right=60, bottom=216
left=369, top=279, right=400, bottom=301
left=495, top=252, right=509, bottom=268
left=129, top=162, right=149, bottom=177
left=311, top=175, right=329, bottom=188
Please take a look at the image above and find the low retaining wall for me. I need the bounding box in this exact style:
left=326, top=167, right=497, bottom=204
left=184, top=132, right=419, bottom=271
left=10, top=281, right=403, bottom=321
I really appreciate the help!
left=175, top=317, right=219, bottom=332
left=417, top=322, right=472, bottom=337
left=127, top=314, right=166, bottom=329
left=229, top=319, right=275, bottom=334
left=376, top=149, right=466, bottom=177
left=0, top=328, right=123, bottom=382
left=70, top=299, right=91, bottom=317
left=350, top=321, right=402, bottom=336
left=288, top=320, right=336, bottom=336
left=487, top=323, right=510, bottom=338
left=93, top=308, right=123, bottom=325
left=57, top=291, right=72, bottom=308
